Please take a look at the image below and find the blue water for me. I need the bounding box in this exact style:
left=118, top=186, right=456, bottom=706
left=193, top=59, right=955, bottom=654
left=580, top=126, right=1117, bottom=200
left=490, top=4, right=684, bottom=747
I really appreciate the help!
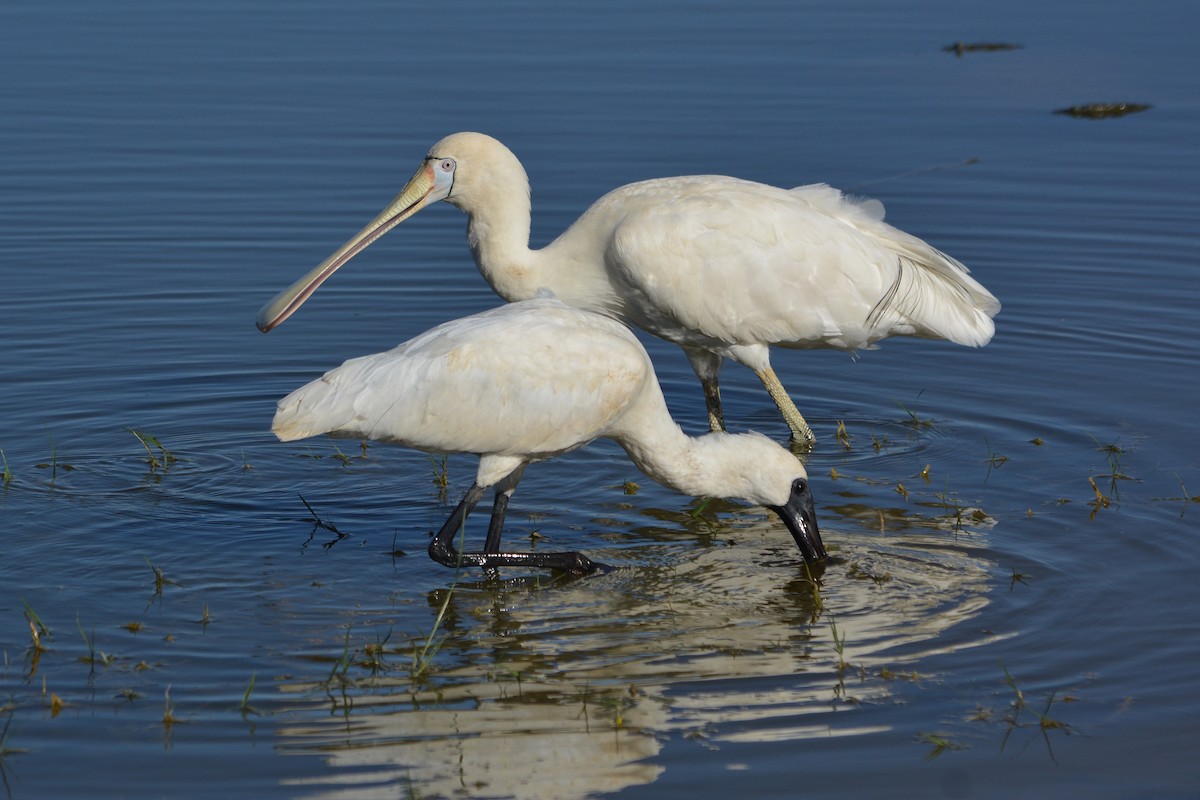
left=3, top=1, right=1199, bottom=797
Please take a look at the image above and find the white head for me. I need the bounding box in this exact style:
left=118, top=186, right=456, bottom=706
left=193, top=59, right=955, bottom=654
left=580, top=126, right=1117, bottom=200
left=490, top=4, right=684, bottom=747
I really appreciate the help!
left=423, top=132, right=530, bottom=215
left=683, top=433, right=826, bottom=563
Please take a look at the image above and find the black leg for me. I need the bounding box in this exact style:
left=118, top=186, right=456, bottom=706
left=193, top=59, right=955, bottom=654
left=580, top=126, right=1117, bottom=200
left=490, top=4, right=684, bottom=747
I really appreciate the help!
left=472, top=549, right=603, bottom=575
left=428, top=483, right=487, bottom=568
left=482, top=491, right=509, bottom=554
left=426, top=476, right=607, bottom=576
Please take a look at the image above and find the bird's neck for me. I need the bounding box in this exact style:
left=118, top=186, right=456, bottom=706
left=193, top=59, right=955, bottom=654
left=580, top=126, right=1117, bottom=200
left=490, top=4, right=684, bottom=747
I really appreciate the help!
left=613, top=394, right=762, bottom=502
left=463, top=196, right=542, bottom=302
left=460, top=193, right=624, bottom=314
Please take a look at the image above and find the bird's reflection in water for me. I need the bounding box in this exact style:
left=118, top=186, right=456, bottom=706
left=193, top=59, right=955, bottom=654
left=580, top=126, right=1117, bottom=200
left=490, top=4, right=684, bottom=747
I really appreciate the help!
left=277, top=506, right=1002, bottom=800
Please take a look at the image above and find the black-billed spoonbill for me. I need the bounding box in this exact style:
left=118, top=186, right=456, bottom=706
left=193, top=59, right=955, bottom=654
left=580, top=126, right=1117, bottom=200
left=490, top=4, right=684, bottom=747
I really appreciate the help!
left=258, top=132, right=999, bottom=444
left=272, top=298, right=824, bottom=573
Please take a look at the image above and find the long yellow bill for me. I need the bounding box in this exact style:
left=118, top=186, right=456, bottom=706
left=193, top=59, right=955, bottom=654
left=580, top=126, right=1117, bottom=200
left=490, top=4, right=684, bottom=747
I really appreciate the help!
left=256, top=159, right=449, bottom=332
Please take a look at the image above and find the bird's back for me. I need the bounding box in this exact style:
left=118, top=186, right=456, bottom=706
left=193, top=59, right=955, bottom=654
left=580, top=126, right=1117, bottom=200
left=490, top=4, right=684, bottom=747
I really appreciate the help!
left=557, top=176, right=998, bottom=352
left=272, top=299, right=653, bottom=459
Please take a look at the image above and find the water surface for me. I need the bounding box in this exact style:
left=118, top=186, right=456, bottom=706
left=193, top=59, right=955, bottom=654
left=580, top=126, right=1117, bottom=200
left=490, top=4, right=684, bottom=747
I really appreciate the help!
left=2, top=1, right=1199, bottom=797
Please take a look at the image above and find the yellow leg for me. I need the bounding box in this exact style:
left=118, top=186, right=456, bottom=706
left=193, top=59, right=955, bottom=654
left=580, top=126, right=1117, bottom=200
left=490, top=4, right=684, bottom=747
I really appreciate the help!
left=755, top=366, right=815, bottom=444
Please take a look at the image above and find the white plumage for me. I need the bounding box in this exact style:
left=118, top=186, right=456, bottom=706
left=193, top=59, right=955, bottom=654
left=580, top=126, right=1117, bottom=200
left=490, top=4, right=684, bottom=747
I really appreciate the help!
left=258, top=132, right=1000, bottom=443
left=273, top=298, right=824, bottom=573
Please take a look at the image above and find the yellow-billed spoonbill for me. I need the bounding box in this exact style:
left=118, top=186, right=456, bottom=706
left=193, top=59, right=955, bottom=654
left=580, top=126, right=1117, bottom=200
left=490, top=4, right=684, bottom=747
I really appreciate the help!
left=258, top=132, right=1000, bottom=444
left=272, top=298, right=824, bottom=573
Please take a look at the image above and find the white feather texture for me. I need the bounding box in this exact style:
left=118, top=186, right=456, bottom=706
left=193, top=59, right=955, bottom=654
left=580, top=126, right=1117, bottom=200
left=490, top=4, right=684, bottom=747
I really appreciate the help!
left=258, top=132, right=999, bottom=442
left=272, top=298, right=810, bottom=509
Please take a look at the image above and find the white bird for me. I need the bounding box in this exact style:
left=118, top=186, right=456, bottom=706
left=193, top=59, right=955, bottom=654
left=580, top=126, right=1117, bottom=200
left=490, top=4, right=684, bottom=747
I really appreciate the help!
left=258, top=132, right=1000, bottom=444
left=272, top=298, right=825, bottom=573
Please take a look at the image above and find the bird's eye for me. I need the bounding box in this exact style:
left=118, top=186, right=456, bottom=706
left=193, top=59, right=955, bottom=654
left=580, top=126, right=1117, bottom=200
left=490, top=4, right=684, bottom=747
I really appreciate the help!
left=438, top=158, right=456, bottom=172
left=792, top=478, right=809, bottom=495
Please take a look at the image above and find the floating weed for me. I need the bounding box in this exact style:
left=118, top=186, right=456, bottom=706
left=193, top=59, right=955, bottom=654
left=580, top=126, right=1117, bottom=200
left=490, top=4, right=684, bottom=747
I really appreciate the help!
left=1089, top=435, right=1132, bottom=500
left=846, top=561, right=892, bottom=587
left=239, top=673, right=259, bottom=715
left=327, top=627, right=354, bottom=686
left=994, top=661, right=1075, bottom=762
left=570, top=683, right=636, bottom=733
left=1087, top=477, right=1112, bottom=519
left=241, top=451, right=253, bottom=471
left=895, top=482, right=909, bottom=500
left=330, top=443, right=353, bottom=466
left=428, top=453, right=448, bottom=490
left=878, top=667, right=923, bottom=682
left=801, top=560, right=825, bottom=618
left=76, top=615, right=114, bottom=669
left=686, top=497, right=723, bottom=535
left=0, top=713, right=26, bottom=765
left=943, top=40, right=1022, bottom=55
left=895, top=390, right=932, bottom=432
left=828, top=616, right=849, bottom=673
left=595, top=690, right=637, bottom=730
left=197, top=604, right=212, bottom=628
left=689, top=497, right=715, bottom=519
left=128, top=428, right=177, bottom=473
left=299, top=494, right=349, bottom=547
left=1055, top=102, right=1151, bottom=119
left=162, top=686, right=183, bottom=729
left=871, top=433, right=889, bottom=452
left=919, top=464, right=931, bottom=483
left=1152, top=475, right=1200, bottom=517
left=122, top=621, right=144, bottom=634
left=915, top=731, right=968, bottom=759
left=1010, top=570, right=1031, bottom=590
left=828, top=466, right=841, bottom=481
left=967, top=704, right=993, bottom=722
left=34, top=435, right=74, bottom=481
left=621, top=479, right=640, bottom=495
left=388, top=532, right=407, bottom=559
left=23, top=601, right=51, bottom=648
left=835, top=420, right=852, bottom=450
left=1001, top=661, right=1024, bottom=713
left=983, top=438, right=1008, bottom=482
left=145, top=558, right=176, bottom=598
left=1030, top=437, right=1045, bottom=446
left=1, top=448, right=11, bottom=487
left=932, top=485, right=968, bottom=535
left=362, top=628, right=393, bottom=675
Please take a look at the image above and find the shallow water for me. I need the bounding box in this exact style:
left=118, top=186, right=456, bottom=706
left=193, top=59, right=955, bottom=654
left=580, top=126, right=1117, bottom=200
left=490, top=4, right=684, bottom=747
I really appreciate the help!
left=3, top=1, right=1199, bottom=797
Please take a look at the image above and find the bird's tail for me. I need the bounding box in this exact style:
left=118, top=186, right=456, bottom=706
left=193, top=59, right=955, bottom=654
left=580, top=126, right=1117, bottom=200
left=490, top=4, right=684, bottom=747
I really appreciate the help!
left=272, top=378, right=341, bottom=442
left=793, top=184, right=1000, bottom=346
left=868, top=247, right=1000, bottom=347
